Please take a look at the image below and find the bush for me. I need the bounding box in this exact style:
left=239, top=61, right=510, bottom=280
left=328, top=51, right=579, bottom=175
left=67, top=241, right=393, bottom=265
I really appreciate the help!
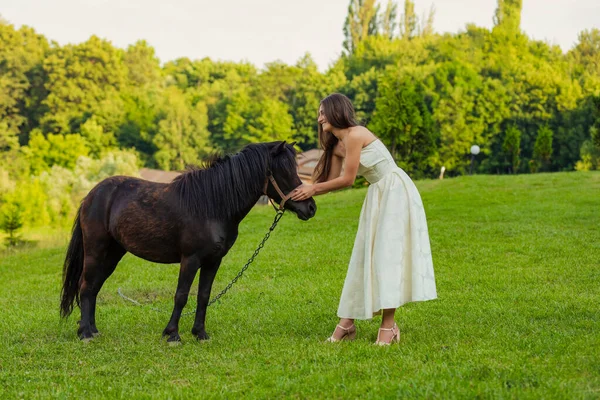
left=575, top=127, right=600, bottom=171
left=72, top=150, right=140, bottom=198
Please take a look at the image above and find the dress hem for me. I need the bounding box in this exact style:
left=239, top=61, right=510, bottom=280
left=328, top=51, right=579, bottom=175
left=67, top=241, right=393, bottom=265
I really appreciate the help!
left=337, top=296, right=438, bottom=320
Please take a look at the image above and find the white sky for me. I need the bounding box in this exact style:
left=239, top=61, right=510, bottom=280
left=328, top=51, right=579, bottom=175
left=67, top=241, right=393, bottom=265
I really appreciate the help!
left=2, top=0, right=599, bottom=71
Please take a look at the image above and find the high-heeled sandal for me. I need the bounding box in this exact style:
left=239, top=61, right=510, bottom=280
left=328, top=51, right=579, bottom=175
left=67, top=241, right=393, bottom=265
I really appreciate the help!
left=375, top=323, right=400, bottom=345
left=325, top=324, right=357, bottom=342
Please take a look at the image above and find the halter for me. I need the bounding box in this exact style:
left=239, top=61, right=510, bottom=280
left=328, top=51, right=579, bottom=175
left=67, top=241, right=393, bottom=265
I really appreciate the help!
left=263, top=172, right=298, bottom=211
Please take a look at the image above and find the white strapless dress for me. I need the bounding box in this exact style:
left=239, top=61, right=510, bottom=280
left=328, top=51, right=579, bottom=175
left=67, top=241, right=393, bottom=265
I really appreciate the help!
left=337, top=139, right=437, bottom=319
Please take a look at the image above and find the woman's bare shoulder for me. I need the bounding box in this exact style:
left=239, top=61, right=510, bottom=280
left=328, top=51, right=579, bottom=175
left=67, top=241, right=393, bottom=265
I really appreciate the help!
left=348, top=126, right=378, bottom=146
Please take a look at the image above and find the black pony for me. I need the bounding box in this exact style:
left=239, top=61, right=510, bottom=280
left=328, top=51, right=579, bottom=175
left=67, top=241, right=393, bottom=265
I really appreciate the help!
left=60, top=141, right=316, bottom=342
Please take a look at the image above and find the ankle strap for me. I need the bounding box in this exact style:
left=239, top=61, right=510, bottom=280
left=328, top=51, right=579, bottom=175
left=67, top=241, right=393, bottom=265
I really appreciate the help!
left=379, top=323, right=398, bottom=332
left=337, top=324, right=355, bottom=332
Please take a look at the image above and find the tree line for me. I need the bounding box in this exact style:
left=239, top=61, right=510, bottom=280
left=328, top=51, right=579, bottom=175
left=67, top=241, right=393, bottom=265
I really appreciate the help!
left=1, top=0, right=599, bottom=231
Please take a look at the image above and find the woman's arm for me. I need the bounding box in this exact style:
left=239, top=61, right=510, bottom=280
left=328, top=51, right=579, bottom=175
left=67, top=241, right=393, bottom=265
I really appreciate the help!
left=291, top=134, right=362, bottom=200
left=326, top=152, right=343, bottom=181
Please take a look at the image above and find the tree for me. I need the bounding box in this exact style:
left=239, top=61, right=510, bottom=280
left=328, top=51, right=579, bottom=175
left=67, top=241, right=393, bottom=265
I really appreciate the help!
left=220, top=89, right=294, bottom=152
left=568, top=29, right=600, bottom=79
left=399, top=0, right=418, bottom=40
left=0, top=23, right=49, bottom=146
left=284, top=55, right=340, bottom=150
left=421, top=5, right=436, bottom=37
left=24, top=130, right=89, bottom=174
left=575, top=126, right=600, bottom=171
left=502, top=125, right=521, bottom=173
left=424, top=61, right=490, bottom=173
left=153, top=87, right=211, bottom=171
left=0, top=201, right=24, bottom=248
left=80, top=117, right=116, bottom=158
left=533, top=125, right=553, bottom=171
left=124, top=40, right=161, bottom=88
left=343, top=0, right=379, bottom=54
left=247, top=99, right=294, bottom=144
left=0, top=121, right=18, bottom=152
left=116, top=91, right=159, bottom=164
left=493, top=0, right=523, bottom=35
left=369, top=71, right=437, bottom=177
left=381, top=0, right=398, bottom=39
left=345, top=67, right=382, bottom=124
left=40, top=35, right=127, bottom=135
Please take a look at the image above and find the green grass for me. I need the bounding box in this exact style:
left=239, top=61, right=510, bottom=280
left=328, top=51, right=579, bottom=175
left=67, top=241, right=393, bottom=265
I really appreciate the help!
left=1, top=172, right=599, bottom=399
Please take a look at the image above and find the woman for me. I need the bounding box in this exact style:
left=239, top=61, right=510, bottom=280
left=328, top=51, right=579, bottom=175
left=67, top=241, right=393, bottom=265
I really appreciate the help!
left=291, top=93, right=437, bottom=345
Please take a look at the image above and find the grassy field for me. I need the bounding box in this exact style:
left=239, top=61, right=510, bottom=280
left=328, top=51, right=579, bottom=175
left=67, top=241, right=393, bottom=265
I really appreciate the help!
left=0, top=172, right=599, bottom=399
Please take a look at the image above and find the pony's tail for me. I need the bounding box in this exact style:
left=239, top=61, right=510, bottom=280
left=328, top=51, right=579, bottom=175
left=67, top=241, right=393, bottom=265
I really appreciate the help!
left=60, top=206, right=84, bottom=318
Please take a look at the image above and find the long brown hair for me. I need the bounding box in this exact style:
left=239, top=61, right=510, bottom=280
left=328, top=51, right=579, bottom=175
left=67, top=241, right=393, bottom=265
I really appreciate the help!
left=312, top=93, right=359, bottom=183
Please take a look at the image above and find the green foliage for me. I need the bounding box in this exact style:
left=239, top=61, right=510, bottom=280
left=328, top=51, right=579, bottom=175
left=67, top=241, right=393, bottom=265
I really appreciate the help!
left=1, top=178, right=51, bottom=226
left=594, top=124, right=600, bottom=149
left=343, top=0, right=379, bottom=54
left=153, top=87, right=211, bottom=171
left=0, top=200, right=24, bottom=248
left=369, top=70, right=437, bottom=177
left=0, top=150, right=139, bottom=229
left=502, top=126, right=521, bottom=173
left=24, top=131, right=89, bottom=174
left=71, top=150, right=140, bottom=197
left=533, top=125, right=553, bottom=171
left=399, top=0, right=418, bottom=40
left=345, top=67, right=382, bottom=123
left=0, top=168, right=14, bottom=196
left=116, top=90, right=159, bottom=164
left=79, top=117, right=116, bottom=158
left=493, top=0, right=523, bottom=35
left=124, top=40, right=162, bottom=87
left=246, top=99, right=294, bottom=144
left=380, top=0, right=398, bottom=39
left=0, top=23, right=49, bottom=144
left=38, top=166, right=78, bottom=224
left=0, top=1, right=599, bottom=196
left=40, top=35, right=127, bottom=135
left=575, top=126, right=600, bottom=171
left=568, top=29, right=600, bottom=78
left=0, top=120, right=19, bottom=152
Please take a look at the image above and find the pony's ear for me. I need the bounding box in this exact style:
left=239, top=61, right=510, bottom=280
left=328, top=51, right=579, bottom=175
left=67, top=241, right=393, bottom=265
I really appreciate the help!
left=290, top=141, right=297, bottom=147
left=270, top=141, right=287, bottom=156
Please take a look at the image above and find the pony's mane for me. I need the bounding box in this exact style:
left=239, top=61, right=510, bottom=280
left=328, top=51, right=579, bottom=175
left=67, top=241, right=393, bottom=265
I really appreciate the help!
left=171, top=143, right=297, bottom=220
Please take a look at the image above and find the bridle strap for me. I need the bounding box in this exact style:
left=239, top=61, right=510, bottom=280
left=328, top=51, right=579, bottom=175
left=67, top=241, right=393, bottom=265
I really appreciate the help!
left=263, top=174, right=297, bottom=210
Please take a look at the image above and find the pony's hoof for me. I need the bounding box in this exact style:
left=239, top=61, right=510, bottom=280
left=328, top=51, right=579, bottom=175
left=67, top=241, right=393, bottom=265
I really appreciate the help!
left=78, top=328, right=94, bottom=341
left=191, top=327, right=209, bottom=341
left=165, top=333, right=181, bottom=343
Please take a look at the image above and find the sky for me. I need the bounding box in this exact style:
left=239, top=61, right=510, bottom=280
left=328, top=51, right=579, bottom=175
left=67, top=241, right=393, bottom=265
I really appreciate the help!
left=2, top=0, right=599, bottom=71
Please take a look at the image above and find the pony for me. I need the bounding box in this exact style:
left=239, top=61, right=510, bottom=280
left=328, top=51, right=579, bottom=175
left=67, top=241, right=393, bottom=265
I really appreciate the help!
left=60, top=141, right=316, bottom=342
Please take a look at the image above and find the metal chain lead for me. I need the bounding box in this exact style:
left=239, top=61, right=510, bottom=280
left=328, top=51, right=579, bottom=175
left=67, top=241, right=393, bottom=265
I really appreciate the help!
left=207, top=209, right=284, bottom=306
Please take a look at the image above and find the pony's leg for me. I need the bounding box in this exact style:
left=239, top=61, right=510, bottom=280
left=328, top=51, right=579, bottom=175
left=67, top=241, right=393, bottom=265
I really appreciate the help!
left=191, top=256, right=223, bottom=340
left=89, top=241, right=126, bottom=336
left=78, top=238, right=125, bottom=340
left=163, top=255, right=200, bottom=342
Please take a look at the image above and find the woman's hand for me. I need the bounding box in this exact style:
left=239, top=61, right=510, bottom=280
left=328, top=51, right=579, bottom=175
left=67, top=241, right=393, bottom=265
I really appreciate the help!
left=291, top=184, right=316, bottom=201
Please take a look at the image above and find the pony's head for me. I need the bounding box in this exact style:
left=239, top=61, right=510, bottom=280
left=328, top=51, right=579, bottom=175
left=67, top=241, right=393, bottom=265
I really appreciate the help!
left=266, top=141, right=316, bottom=221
